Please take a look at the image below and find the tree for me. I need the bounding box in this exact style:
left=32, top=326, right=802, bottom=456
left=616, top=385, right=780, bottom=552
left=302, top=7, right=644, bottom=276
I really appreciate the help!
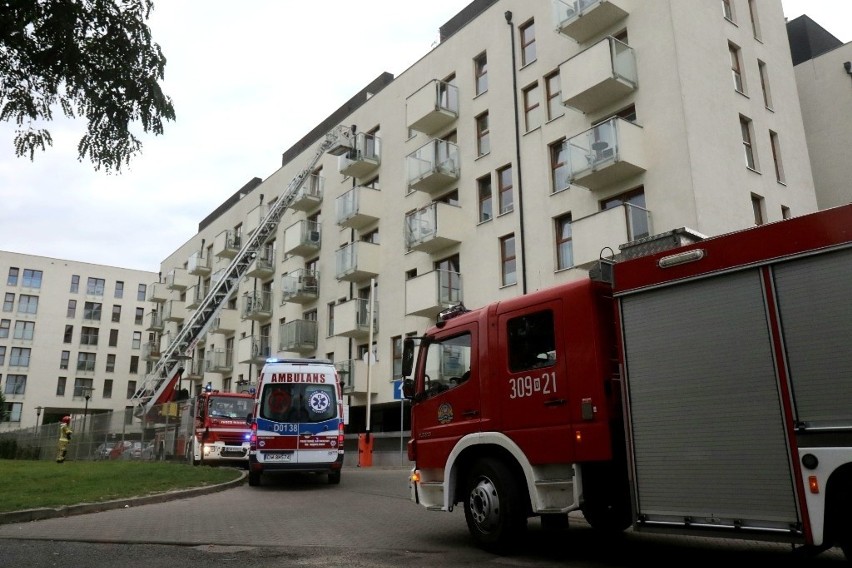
left=0, top=0, right=176, bottom=172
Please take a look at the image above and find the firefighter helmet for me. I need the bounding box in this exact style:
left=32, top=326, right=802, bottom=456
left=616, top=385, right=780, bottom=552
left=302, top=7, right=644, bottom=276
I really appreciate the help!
left=60, top=415, right=71, bottom=424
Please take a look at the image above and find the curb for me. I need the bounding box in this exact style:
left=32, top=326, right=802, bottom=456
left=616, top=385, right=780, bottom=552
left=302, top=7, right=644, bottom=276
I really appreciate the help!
left=0, top=470, right=247, bottom=526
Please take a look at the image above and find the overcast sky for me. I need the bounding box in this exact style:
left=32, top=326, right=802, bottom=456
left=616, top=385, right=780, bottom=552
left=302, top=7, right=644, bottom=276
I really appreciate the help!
left=0, top=1, right=848, bottom=273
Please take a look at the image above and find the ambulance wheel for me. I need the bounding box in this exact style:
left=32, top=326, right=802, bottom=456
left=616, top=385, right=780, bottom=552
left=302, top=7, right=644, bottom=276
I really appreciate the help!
left=328, top=470, right=341, bottom=485
left=463, top=457, right=527, bottom=553
left=248, top=470, right=261, bottom=487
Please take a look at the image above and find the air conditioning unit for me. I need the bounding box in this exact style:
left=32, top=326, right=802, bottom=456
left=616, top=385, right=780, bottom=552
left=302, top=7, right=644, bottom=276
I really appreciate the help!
left=308, top=231, right=321, bottom=243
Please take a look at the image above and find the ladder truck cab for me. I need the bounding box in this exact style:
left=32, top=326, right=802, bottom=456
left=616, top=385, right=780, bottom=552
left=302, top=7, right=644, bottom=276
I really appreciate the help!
left=403, top=204, right=852, bottom=561
left=185, top=387, right=255, bottom=467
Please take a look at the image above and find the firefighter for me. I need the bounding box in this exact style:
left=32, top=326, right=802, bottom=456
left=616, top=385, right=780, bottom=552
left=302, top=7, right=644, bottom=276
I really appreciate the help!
left=56, top=415, right=73, bottom=463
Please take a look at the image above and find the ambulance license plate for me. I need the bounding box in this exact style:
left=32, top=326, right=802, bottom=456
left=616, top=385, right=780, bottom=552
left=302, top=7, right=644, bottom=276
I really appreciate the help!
left=264, top=452, right=292, bottom=462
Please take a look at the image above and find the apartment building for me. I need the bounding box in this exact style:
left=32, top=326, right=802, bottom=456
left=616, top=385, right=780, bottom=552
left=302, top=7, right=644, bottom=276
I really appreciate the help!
left=0, top=252, right=157, bottom=430
left=787, top=15, right=852, bottom=210
left=147, top=0, right=817, bottom=433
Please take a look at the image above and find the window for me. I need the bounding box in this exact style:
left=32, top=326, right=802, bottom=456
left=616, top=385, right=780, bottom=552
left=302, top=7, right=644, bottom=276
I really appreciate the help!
left=523, top=82, right=542, bottom=131
left=3, top=293, right=13, bottom=312
left=67, top=299, right=77, bottom=318
left=81, top=326, right=99, bottom=346
left=497, top=165, right=514, bottom=215
left=13, top=321, right=34, bottom=340
left=132, top=331, right=142, bottom=349
left=0, top=347, right=5, bottom=365
left=545, top=71, right=563, bottom=121
left=474, top=52, right=488, bottom=95
left=135, top=307, right=144, bottom=325
left=73, top=378, right=94, bottom=397
left=740, top=116, right=756, bottom=170
left=748, top=0, right=761, bottom=39
left=22, top=269, right=42, bottom=288
left=137, top=283, right=146, bottom=301
left=60, top=351, right=70, bottom=370
left=758, top=60, right=772, bottom=109
left=722, top=0, right=734, bottom=22
left=57, top=376, right=66, bottom=396
left=130, top=355, right=139, bottom=374
left=556, top=214, right=574, bottom=270
left=70, top=274, right=80, bottom=293
left=392, top=336, right=403, bottom=380
left=103, top=378, right=113, bottom=398
left=64, top=324, right=73, bottom=343
left=602, top=187, right=650, bottom=241
left=86, top=277, right=105, bottom=295
left=109, top=329, right=119, bottom=347
left=475, top=112, right=490, bottom=156
left=0, top=319, right=10, bottom=339
left=520, top=19, right=536, bottom=66
left=477, top=175, right=493, bottom=223
left=17, top=294, right=38, bottom=314
left=10, top=348, right=30, bottom=367
left=500, top=234, right=517, bottom=287
left=5, top=374, right=27, bottom=395
left=768, top=130, right=785, bottom=184
left=436, top=255, right=461, bottom=306
left=751, top=193, right=765, bottom=225
left=112, top=304, right=121, bottom=323
left=83, top=301, right=102, bottom=321
left=6, top=268, right=18, bottom=286
left=729, top=43, right=744, bottom=93
left=508, top=310, right=556, bottom=373
left=114, top=281, right=124, bottom=298
left=1, top=402, right=22, bottom=423
left=782, top=205, right=791, bottom=220
left=77, top=352, right=96, bottom=372
left=550, top=139, right=569, bottom=193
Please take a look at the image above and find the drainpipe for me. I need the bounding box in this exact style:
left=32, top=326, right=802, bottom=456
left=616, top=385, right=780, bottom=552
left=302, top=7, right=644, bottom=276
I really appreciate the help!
left=505, top=10, right=528, bottom=294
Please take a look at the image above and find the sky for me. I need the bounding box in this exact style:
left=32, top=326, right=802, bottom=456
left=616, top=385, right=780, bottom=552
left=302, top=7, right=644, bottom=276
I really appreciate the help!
left=0, top=1, right=849, bottom=273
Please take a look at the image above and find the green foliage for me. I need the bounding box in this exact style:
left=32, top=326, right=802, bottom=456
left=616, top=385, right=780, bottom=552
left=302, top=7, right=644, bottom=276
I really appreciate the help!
left=0, top=460, right=242, bottom=512
left=0, top=0, right=176, bottom=172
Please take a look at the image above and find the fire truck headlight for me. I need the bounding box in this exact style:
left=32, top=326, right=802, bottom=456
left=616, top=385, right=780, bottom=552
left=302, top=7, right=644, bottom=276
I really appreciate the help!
left=203, top=445, right=212, bottom=456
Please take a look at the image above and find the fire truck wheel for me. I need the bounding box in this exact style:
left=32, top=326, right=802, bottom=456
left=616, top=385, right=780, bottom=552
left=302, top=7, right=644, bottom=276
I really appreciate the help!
left=463, top=457, right=527, bottom=553
left=248, top=471, right=261, bottom=487
left=328, top=471, right=341, bottom=485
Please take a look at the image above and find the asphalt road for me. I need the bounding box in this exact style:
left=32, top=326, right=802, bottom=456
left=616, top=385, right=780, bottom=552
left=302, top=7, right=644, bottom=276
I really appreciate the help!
left=0, top=466, right=846, bottom=567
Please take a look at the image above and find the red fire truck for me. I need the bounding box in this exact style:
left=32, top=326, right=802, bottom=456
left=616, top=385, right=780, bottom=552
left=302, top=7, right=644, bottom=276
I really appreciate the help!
left=183, top=388, right=255, bottom=467
left=403, top=204, right=852, bottom=560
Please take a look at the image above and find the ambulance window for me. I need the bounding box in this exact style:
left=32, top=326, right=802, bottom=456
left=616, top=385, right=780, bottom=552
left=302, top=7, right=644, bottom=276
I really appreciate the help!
left=261, top=383, right=337, bottom=423
left=507, top=310, right=556, bottom=373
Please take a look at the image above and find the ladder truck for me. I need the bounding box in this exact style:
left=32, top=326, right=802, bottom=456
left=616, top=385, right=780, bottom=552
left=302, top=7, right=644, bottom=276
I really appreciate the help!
left=130, top=125, right=354, bottom=421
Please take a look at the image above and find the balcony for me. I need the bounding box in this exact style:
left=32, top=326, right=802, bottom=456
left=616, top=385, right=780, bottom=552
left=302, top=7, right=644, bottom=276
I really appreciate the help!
left=335, top=241, right=381, bottom=282
left=407, top=139, right=460, bottom=194
left=334, top=359, right=378, bottom=396
left=405, top=269, right=463, bottom=318
left=214, top=229, right=241, bottom=259
left=147, top=282, right=167, bottom=303
left=336, top=185, right=382, bottom=230
left=165, top=268, right=190, bottom=291
left=338, top=132, right=381, bottom=179
left=185, top=358, right=205, bottom=381
left=571, top=202, right=652, bottom=267
left=279, top=319, right=318, bottom=354
left=162, top=300, right=184, bottom=323
left=246, top=247, right=275, bottom=279
left=185, top=282, right=208, bottom=310
left=290, top=173, right=325, bottom=212
left=566, top=117, right=646, bottom=190
left=406, top=79, right=459, bottom=136
left=280, top=269, right=319, bottom=304
left=205, top=348, right=233, bottom=374
left=238, top=334, right=272, bottom=365
left=242, top=290, right=273, bottom=321
left=552, top=0, right=629, bottom=44
left=243, top=202, right=265, bottom=238
left=145, top=310, right=164, bottom=332
left=560, top=36, right=637, bottom=114
left=333, top=298, right=378, bottom=339
left=208, top=309, right=238, bottom=334
left=142, top=341, right=161, bottom=361
left=405, top=202, right=465, bottom=254
left=187, top=251, right=211, bottom=276
left=282, top=219, right=321, bottom=258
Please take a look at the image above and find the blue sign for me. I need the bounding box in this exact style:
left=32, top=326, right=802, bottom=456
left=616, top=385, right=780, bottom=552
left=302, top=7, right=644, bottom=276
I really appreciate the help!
left=393, top=380, right=404, bottom=401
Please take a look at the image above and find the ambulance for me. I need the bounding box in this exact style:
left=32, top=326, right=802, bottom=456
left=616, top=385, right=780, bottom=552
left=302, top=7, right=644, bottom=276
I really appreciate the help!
left=247, top=358, right=345, bottom=486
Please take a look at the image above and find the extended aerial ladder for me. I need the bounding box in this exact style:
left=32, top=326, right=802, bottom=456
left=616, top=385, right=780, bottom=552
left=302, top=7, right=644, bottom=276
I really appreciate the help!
left=131, top=125, right=355, bottom=419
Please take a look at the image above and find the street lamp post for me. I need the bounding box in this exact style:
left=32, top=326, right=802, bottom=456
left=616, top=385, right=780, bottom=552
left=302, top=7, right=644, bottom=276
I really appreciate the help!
left=80, top=386, right=94, bottom=435
left=35, top=406, right=42, bottom=430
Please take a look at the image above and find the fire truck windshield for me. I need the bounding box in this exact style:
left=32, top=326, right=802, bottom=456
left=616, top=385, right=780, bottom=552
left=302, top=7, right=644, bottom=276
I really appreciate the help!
left=209, top=397, right=252, bottom=419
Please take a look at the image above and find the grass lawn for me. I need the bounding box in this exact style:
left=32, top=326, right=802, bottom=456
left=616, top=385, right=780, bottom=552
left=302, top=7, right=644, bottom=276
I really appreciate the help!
left=0, top=460, right=243, bottom=513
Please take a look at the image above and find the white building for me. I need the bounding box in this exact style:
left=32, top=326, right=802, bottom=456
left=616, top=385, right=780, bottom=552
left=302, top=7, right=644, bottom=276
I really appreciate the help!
left=0, top=252, right=156, bottom=430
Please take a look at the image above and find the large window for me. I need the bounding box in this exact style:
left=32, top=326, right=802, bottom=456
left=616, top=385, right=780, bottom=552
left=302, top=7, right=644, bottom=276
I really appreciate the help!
left=556, top=214, right=574, bottom=270
left=475, top=112, right=490, bottom=156
left=17, top=294, right=38, bottom=314
left=523, top=82, right=542, bottom=132
left=1, top=402, right=22, bottom=423
left=477, top=175, right=493, bottom=223
left=13, top=321, right=34, bottom=340
left=77, top=352, right=96, bottom=372
left=498, top=165, right=514, bottom=215
left=4, top=374, right=27, bottom=395
left=474, top=52, right=488, bottom=96
left=9, top=348, right=30, bottom=368
left=86, top=277, right=105, bottom=295
left=500, top=234, right=517, bottom=287
left=83, top=301, right=102, bottom=321
left=520, top=19, right=536, bottom=66
left=73, top=378, right=94, bottom=397
left=22, top=269, right=42, bottom=288
left=81, top=326, right=99, bottom=346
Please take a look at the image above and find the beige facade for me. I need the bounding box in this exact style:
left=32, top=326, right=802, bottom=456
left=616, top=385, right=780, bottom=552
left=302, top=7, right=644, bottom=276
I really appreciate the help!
left=148, top=0, right=818, bottom=431
left=0, top=251, right=156, bottom=430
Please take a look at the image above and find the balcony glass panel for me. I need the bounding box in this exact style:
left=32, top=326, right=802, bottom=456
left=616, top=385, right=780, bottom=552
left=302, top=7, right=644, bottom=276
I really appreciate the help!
left=407, top=139, right=460, bottom=192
